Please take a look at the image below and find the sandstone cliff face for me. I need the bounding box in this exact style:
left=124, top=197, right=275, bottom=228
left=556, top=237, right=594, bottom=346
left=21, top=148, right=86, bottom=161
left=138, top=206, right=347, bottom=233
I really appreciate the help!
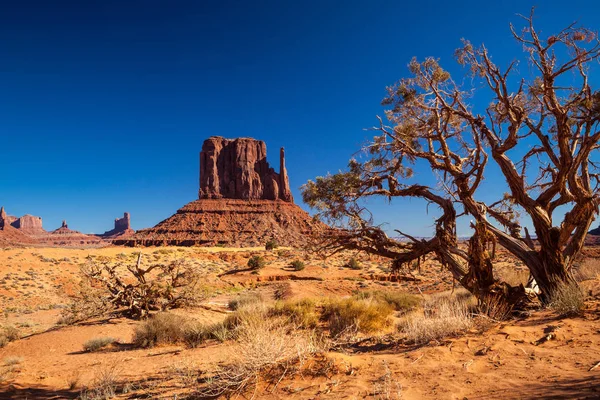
left=199, top=137, right=293, bottom=202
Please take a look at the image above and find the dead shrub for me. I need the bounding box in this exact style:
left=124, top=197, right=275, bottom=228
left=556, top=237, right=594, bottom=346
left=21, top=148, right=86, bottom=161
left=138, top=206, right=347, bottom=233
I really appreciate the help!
left=132, top=312, right=187, bottom=348
left=322, top=297, right=393, bottom=336
left=549, top=281, right=585, bottom=316
left=78, top=253, right=207, bottom=319
left=198, top=315, right=323, bottom=398
left=399, top=297, right=473, bottom=344
left=270, top=299, right=319, bottom=328
left=79, top=364, right=120, bottom=400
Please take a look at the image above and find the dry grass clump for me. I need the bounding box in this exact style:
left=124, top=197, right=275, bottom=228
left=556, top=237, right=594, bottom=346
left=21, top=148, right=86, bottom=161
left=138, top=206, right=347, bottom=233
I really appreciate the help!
left=228, top=292, right=263, bottom=311
left=198, top=315, right=324, bottom=398
left=79, top=364, right=120, bottom=400
left=322, top=297, right=393, bottom=336
left=0, top=325, right=20, bottom=348
left=83, top=337, right=117, bottom=352
left=477, top=294, right=514, bottom=321
left=183, top=322, right=230, bottom=348
left=270, top=299, right=319, bottom=328
left=549, top=281, right=585, bottom=316
left=399, top=296, right=473, bottom=344
left=353, top=290, right=421, bottom=312
left=573, top=258, right=600, bottom=282
left=132, top=313, right=187, bottom=348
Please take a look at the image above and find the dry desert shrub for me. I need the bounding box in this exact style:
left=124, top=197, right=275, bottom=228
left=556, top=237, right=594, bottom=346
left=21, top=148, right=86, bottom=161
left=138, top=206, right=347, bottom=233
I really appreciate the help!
left=270, top=298, right=319, bottom=328
left=198, top=315, right=324, bottom=398
left=353, top=289, right=421, bottom=312
left=322, top=297, right=393, bottom=337
left=477, top=293, right=514, bottom=321
left=223, top=301, right=269, bottom=332
left=132, top=312, right=187, bottom=348
left=549, top=281, right=586, bottom=316
left=228, top=292, right=263, bottom=311
left=372, top=360, right=402, bottom=400
left=573, top=258, right=600, bottom=282
left=183, top=321, right=230, bottom=348
left=79, top=364, right=120, bottom=400
left=0, top=325, right=20, bottom=348
left=83, top=337, right=117, bottom=352
left=399, top=296, right=473, bottom=344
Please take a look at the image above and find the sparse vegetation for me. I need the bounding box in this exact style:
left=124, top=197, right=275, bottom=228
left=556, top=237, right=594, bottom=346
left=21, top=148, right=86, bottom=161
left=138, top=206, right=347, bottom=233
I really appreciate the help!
left=198, top=313, right=324, bottom=398
left=290, top=259, right=305, bottom=271
left=75, top=253, right=208, bottom=319
left=265, top=239, right=279, bottom=251
left=346, top=257, right=361, bottom=270
left=183, top=322, right=230, bottom=348
left=247, top=255, right=267, bottom=270
left=270, top=299, right=319, bottom=328
left=83, top=337, right=117, bottom=352
left=132, top=312, right=187, bottom=348
left=322, top=297, right=393, bottom=336
left=228, top=292, right=263, bottom=311
left=353, top=290, right=421, bottom=312
left=399, top=297, right=473, bottom=344
left=549, top=281, right=585, bottom=316
left=0, top=325, right=20, bottom=348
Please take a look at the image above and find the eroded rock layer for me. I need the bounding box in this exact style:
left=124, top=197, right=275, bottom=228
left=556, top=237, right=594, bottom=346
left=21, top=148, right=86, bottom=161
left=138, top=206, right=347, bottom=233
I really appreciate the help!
left=117, top=199, right=322, bottom=247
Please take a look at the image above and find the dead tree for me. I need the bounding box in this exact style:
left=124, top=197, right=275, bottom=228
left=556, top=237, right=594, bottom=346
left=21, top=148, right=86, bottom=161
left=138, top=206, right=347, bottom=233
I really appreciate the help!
left=302, top=10, right=600, bottom=305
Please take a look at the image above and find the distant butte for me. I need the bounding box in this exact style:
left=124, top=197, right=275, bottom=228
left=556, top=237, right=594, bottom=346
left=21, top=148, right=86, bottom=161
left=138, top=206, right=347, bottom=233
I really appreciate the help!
left=120, top=137, right=324, bottom=247
left=101, top=212, right=135, bottom=239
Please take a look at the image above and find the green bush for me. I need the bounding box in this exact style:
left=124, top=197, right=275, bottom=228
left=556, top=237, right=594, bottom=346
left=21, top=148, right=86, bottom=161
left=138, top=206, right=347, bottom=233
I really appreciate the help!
left=132, top=313, right=187, bottom=348
left=290, top=260, right=305, bottom=271
left=265, top=240, right=279, bottom=251
left=247, top=255, right=267, bottom=270
left=346, top=257, right=361, bottom=270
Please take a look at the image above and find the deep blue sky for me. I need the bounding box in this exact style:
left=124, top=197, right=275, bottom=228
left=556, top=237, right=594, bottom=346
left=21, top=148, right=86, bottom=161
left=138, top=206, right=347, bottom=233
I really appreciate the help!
left=1, top=0, right=599, bottom=235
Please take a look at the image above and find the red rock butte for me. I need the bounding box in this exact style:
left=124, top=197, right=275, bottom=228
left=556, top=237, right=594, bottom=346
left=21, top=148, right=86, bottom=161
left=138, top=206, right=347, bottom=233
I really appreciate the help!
left=119, top=136, right=323, bottom=247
